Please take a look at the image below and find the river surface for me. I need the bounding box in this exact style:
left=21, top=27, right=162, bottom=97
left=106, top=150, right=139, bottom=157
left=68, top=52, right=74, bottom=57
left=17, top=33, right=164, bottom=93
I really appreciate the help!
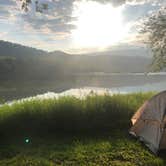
left=0, top=73, right=166, bottom=101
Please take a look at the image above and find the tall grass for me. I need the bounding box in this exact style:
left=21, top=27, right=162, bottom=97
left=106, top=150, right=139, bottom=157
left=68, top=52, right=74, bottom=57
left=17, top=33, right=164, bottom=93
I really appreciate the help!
left=0, top=92, right=155, bottom=139
left=1, top=92, right=165, bottom=166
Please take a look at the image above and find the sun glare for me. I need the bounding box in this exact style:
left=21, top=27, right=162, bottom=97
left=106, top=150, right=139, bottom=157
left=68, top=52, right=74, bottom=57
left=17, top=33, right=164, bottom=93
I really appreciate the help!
left=71, top=1, right=129, bottom=48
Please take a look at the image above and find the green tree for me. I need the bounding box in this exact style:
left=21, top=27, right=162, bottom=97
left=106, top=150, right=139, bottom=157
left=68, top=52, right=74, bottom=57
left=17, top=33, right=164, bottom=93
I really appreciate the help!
left=20, top=0, right=31, bottom=12
left=141, top=7, right=166, bottom=71
left=20, top=0, right=48, bottom=13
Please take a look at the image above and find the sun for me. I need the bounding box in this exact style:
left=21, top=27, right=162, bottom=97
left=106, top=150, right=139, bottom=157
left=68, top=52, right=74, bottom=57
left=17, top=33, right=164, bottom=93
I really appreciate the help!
left=71, top=1, right=129, bottom=48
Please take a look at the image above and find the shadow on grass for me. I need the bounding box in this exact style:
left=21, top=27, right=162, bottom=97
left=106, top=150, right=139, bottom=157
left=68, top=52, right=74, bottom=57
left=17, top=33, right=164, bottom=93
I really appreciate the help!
left=0, top=131, right=165, bottom=166
left=1, top=92, right=165, bottom=165
left=0, top=93, right=154, bottom=140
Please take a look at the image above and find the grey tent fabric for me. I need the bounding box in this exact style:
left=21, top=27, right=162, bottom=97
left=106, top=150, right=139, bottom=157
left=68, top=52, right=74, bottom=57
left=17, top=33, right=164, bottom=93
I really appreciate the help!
left=130, top=91, right=166, bottom=154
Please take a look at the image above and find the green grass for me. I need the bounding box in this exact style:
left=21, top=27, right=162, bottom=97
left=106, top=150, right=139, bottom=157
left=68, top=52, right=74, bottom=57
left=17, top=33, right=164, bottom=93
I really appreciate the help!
left=0, top=92, right=154, bottom=137
left=1, top=92, right=166, bottom=165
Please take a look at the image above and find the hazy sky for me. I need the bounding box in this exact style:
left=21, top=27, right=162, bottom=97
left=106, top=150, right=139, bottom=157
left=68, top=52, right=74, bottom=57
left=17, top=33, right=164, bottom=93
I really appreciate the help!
left=0, top=0, right=165, bottom=53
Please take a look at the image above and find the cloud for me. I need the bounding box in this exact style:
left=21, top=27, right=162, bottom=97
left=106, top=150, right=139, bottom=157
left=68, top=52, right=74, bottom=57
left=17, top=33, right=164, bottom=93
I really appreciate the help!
left=16, top=0, right=76, bottom=40
left=0, top=0, right=16, bottom=6
left=0, top=7, right=10, bottom=19
left=0, top=0, right=162, bottom=34
left=18, top=0, right=157, bottom=36
left=0, top=0, right=17, bottom=19
left=90, top=0, right=150, bottom=6
left=0, top=0, right=77, bottom=46
left=0, top=32, right=8, bottom=38
left=91, top=0, right=165, bottom=6
left=123, top=2, right=160, bottom=23
left=89, top=0, right=125, bottom=6
left=0, top=0, right=164, bottom=51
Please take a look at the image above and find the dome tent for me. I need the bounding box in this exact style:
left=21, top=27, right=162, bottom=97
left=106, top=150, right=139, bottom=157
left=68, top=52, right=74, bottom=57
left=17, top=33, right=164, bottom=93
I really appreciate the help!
left=130, top=91, right=166, bottom=154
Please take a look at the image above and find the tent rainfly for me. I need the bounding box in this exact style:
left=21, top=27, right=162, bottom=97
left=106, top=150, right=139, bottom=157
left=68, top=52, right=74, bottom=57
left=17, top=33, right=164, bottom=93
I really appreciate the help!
left=130, top=91, right=166, bottom=154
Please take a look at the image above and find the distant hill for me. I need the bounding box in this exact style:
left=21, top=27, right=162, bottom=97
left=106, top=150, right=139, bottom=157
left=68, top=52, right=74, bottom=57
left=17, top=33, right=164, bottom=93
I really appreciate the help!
left=64, top=54, right=151, bottom=73
left=0, top=40, right=46, bottom=57
left=0, top=40, right=152, bottom=81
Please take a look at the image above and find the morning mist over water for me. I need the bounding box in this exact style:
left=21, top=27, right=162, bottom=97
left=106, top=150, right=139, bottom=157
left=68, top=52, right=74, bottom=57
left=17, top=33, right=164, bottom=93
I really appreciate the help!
left=0, top=41, right=165, bottom=101
left=0, top=0, right=164, bottom=103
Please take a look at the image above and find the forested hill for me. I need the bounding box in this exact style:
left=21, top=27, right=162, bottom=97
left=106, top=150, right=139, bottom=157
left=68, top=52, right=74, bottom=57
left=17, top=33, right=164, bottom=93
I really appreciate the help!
left=0, top=40, right=152, bottom=81
left=0, top=40, right=46, bottom=57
